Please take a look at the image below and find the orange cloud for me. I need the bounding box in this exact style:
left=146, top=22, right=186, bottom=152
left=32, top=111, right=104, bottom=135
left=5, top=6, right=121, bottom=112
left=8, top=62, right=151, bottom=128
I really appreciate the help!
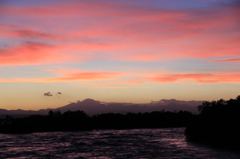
left=126, top=80, right=145, bottom=84
left=2, top=70, right=240, bottom=84
left=110, top=80, right=145, bottom=85
left=44, top=72, right=123, bottom=82
left=147, top=73, right=240, bottom=83
left=0, top=71, right=124, bottom=82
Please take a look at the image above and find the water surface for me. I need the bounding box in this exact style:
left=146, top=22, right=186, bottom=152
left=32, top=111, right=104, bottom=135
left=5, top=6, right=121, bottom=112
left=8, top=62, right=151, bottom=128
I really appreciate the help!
left=0, top=128, right=239, bottom=158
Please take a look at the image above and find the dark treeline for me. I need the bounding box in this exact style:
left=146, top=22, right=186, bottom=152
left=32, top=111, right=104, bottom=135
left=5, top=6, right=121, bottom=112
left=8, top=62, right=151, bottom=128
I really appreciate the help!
left=185, top=96, right=240, bottom=150
left=0, top=110, right=194, bottom=134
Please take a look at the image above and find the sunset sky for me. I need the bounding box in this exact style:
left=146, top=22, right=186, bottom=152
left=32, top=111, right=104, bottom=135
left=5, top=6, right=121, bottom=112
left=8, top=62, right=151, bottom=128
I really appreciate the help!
left=0, top=0, right=240, bottom=110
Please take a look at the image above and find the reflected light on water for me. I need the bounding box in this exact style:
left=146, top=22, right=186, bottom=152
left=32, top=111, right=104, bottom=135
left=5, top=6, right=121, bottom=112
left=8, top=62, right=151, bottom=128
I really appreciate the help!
left=0, top=128, right=240, bottom=158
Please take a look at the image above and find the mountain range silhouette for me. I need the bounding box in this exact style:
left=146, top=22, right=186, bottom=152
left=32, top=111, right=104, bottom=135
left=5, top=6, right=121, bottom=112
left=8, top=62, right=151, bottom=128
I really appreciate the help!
left=0, top=98, right=202, bottom=118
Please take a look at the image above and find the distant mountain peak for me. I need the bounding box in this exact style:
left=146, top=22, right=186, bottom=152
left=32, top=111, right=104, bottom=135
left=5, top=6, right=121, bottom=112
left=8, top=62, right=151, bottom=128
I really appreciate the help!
left=80, top=98, right=101, bottom=106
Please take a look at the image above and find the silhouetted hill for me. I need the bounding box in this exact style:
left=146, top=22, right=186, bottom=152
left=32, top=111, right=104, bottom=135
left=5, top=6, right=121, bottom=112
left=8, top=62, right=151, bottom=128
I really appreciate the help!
left=55, top=98, right=105, bottom=113
left=0, top=109, right=48, bottom=119
left=0, top=98, right=202, bottom=118
left=54, top=99, right=201, bottom=115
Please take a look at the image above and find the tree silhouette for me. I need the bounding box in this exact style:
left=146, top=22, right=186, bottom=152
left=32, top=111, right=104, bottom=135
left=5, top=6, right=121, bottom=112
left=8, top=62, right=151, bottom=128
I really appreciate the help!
left=0, top=109, right=194, bottom=134
left=185, top=95, right=240, bottom=150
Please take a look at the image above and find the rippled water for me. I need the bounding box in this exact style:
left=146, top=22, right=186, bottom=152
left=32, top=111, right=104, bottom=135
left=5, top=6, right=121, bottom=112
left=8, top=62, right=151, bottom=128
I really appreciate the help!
left=0, top=127, right=239, bottom=158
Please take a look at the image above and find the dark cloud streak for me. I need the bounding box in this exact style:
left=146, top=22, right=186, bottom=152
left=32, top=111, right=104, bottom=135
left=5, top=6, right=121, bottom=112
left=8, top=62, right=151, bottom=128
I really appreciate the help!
left=44, top=92, right=53, bottom=96
left=211, top=58, right=240, bottom=63
left=15, top=29, right=56, bottom=39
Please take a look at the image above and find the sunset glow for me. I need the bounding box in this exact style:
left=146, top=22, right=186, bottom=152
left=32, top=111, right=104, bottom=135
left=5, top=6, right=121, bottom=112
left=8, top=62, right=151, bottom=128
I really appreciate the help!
left=1, top=0, right=240, bottom=110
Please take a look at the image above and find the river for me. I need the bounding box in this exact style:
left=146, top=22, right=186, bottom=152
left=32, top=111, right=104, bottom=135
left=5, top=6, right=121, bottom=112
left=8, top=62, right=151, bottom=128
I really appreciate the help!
left=0, top=127, right=239, bottom=158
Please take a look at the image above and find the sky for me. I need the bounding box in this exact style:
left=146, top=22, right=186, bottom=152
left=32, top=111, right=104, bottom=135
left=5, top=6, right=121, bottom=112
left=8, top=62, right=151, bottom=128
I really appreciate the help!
left=0, top=0, right=240, bottom=110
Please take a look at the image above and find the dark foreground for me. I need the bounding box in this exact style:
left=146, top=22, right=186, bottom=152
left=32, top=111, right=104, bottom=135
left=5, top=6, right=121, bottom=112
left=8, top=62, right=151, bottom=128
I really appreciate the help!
left=1, top=96, right=240, bottom=151
left=0, top=110, right=193, bottom=134
left=185, top=96, right=240, bottom=150
left=1, top=128, right=240, bottom=159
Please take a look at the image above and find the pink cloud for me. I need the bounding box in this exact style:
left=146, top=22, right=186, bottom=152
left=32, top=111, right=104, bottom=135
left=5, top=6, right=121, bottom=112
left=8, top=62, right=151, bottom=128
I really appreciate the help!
left=211, top=58, right=240, bottom=63
left=0, top=42, right=71, bottom=65
left=147, top=73, right=240, bottom=83
left=0, top=0, right=239, bottom=64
